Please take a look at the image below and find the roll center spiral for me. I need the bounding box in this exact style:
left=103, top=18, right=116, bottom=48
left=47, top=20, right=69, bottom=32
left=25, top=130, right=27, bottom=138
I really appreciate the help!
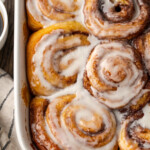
left=52, top=50, right=76, bottom=74
left=99, top=0, right=134, bottom=22
left=76, top=109, right=104, bottom=133
left=101, top=56, right=128, bottom=83
left=131, top=125, right=150, bottom=144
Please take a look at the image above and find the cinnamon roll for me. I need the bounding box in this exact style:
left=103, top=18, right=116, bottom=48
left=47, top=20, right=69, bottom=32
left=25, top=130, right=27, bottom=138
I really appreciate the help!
left=27, top=21, right=90, bottom=96
left=83, top=41, right=147, bottom=109
left=134, top=31, right=150, bottom=75
left=30, top=97, right=60, bottom=150
left=119, top=103, right=150, bottom=150
left=83, top=0, right=149, bottom=39
left=26, top=0, right=81, bottom=30
left=30, top=94, right=118, bottom=150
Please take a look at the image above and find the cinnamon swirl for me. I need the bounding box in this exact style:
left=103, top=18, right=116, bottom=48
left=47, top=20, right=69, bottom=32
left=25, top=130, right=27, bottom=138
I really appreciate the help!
left=27, top=21, right=90, bottom=96
left=83, top=41, right=147, bottom=109
left=83, top=0, right=149, bottom=39
left=119, top=103, right=150, bottom=150
left=30, top=94, right=118, bottom=150
left=26, top=0, right=82, bottom=30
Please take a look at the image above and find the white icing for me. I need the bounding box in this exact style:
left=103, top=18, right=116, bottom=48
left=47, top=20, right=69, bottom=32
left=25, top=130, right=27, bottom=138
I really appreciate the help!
left=45, top=120, right=63, bottom=149
left=84, top=0, right=148, bottom=38
left=74, top=0, right=85, bottom=26
left=31, top=31, right=148, bottom=149
left=28, top=0, right=150, bottom=149
left=26, top=0, right=85, bottom=27
left=132, top=0, right=141, bottom=20
left=136, top=104, right=150, bottom=129
left=31, top=123, right=50, bottom=149
left=101, top=0, right=114, bottom=14
left=46, top=90, right=117, bottom=150
left=75, top=109, right=102, bottom=132
left=86, top=41, right=145, bottom=108
left=57, top=0, right=75, bottom=8
left=113, top=110, right=122, bottom=136
left=101, top=0, right=140, bottom=18
left=114, top=110, right=124, bottom=124
left=32, top=32, right=118, bottom=150
left=143, top=142, right=150, bottom=149
left=130, top=89, right=150, bottom=105
left=43, top=36, right=81, bottom=77
left=59, top=51, right=80, bottom=76
left=32, top=30, right=99, bottom=91
left=32, top=30, right=61, bottom=90
left=27, top=0, right=53, bottom=27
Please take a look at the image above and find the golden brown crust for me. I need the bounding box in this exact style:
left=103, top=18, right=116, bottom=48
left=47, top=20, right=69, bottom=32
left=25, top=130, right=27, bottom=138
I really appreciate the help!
left=83, top=0, right=150, bottom=39
left=26, top=0, right=78, bottom=30
left=30, top=95, right=118, bottom=149
left=26, top=8, right=43, bottom=31
left=83, top=41, right=147, bottom=109
left=27, top=21, right=90, bottom=96
left=26, top=1, right=150, bottom=149
left=37, top=0, right=75, bottom=20
left=134, top=31, right=150, bottom=75
left=30, top=97, right=60, bottom=150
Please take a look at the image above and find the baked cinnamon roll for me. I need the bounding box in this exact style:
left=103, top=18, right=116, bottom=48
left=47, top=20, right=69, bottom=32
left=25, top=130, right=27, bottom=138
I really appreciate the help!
left=27, top=21, right=90, bottom=96
left=119, top=103, right=150, bottom=150
left=30, top=94, right=118, bottom=150
left=83, top=0, right=149, bottom=39
left=83, top=41, right=147, bottom=109
left=134, top=31, right=150, bottom=75
left=26, top=0, right=81, bottom=30
left=30, top=97, right=60, bottom=150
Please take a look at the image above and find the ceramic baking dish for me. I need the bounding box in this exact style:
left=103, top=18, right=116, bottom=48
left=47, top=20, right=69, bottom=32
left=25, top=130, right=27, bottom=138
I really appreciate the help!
left=14, top=0, right=33, bottom=150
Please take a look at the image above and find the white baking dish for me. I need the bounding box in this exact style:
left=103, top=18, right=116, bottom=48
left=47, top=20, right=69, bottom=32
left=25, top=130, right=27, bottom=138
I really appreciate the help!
left=14, top=0, right=33, bottom=150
